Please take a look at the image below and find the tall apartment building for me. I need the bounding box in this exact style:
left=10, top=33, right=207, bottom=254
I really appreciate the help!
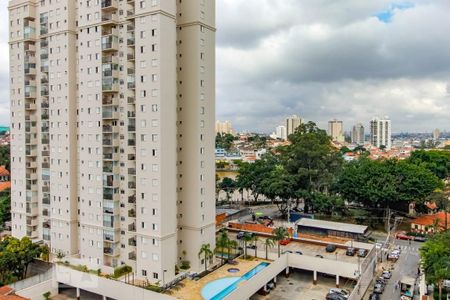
left=275, top=125, right=287, bottom=140
left=327, top=119, right=344, bottom=143
left=215, top=120, right=233, bottom=135
left=285, top=115, right=302, bottom=136
left=351, top=123, right=365, bottom=145
left=8, top=0, right=216, bottom=284
left=370, top=117, right=392, bottom=149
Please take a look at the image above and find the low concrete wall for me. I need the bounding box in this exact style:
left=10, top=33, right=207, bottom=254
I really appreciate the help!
left=223, top=255, right=288, bottom=300
left=9, top=268, right=53, bottom=291
left=348, top=256, right=376, bottom=300
left=16, top=279, right=58, bottom=300
left=55, top=265, right=175, bottom=300
left=287, top=253, right=360, bottom=279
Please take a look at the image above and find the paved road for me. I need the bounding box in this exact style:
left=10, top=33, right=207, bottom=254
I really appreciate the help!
left=371, top=239, right=421, bottom=300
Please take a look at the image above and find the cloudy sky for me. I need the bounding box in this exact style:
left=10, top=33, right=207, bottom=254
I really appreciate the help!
left=1, top=1, right=450, bottom=133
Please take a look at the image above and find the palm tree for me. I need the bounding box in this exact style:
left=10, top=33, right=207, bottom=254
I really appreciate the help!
left=198, top=244, right=213, bottom=272
left=263, top=238, right=275, bottom=260
left=251, top=235, right=259, bottom=258
left=273, top=227, right=289, bottom=258
left=216, top=229, right=229, bottom=264
left=227, top=240, right=238, bottom=261
left=242, top=233, right=253, bottom=258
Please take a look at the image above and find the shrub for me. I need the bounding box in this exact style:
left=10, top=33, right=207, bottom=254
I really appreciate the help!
left=113, top=265, right=132, bottom=278
left=180, top=260, right=190, bottom=270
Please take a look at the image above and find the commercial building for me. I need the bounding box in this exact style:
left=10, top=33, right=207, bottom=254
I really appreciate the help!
left=328, top=119, right=344, bottom=143
left=215, top=120, right=234, bottom=135
left=9, top=0, right=216, bottom=284
left=296, top=218, right=370, bottom=241
left=285, top=115, right=302, bottom=136
left=370, top=116, right=392, bottom=150
left=275, top=125, right=287, bottom=140
left=351, top=123, right=365, bottom=145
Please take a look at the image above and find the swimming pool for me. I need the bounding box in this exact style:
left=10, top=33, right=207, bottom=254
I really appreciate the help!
left=201, top=262, right=269, bottom=300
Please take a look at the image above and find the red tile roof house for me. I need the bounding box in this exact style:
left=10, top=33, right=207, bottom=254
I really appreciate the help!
left=410, top=212, right=450, bottom=234
left=0, top=166, right=9, bottom=182
left=0, top=286, right=29, bottom=300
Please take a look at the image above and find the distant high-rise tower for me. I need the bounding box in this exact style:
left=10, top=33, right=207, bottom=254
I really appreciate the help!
left=433, top=128, right=441, bottom=140
left=9, top=0, right=216, bottom=284
left=275, top=125, right=287, bottom=140
left=286, top=115, right=302, bottom=136
left=328, top=119, right=344, bottom=143
left=352, top=123, right=365, bottom=145
left=215, top=120, right=234, bottom=135
left=370, top=117, right=392, bottom=149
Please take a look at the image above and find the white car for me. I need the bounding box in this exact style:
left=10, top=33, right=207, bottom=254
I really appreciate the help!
left=382, top=270, right=392, bottom=279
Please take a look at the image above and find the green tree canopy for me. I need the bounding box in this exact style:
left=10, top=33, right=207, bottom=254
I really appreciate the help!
left=408, top=150, right=450, bottom=179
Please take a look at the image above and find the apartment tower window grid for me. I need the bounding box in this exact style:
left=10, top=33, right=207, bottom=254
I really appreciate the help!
left=8, top=0, right=216, bottom=284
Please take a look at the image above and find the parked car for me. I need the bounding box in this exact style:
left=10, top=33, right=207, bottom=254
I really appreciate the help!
left=295, top=251, right=303, bottom=255
left=326, top=244, right=337, bottom=253
left=369, top=293, right=380, bottom=300
left=246, top=244, right=256, bottom=249
left=326, top=292, right=347, bottom=300
left=316, top=254, right=324, bottom=259
left=382, top=270, right=392, bottom=279
left=346, top=247, right=356, bottom=256
left=329, top=288, right=349, bottom=299
left=358, top=248, right=368, bottom=257
left=373, top=283, right=384, bottom=294
left=236, top=232, right=245, bottom=240
left=396, top=231, right=411, bottom=240
left=282, top=250, right=293, bottom=254
left=279, top=238, right=291, bottom=245
left=414, top=236, right=427, bottom=242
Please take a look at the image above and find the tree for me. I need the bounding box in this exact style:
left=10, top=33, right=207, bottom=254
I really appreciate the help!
left=272, top=227, right=289, bottom=258
left=0, top=190, right=11, bottom=230
left=408, top=150, right=450, bottom=180
left=251, top=235, right=259, bottom=258
left=420, top=231, right=450, bottom=300
left=227, top=240, right=238, bottom=261
left=0, top=237, right=43, bottom=284
left=216, top=133, right=236, bottom=151
left=219, top=177, right=236, bottom=202
left=426, top=190, right=449, bottom=229
left=263, top=238, right=275, bottom=260
left=280, top=122, right=343, bottom=214
left=334, top=158, right=442, bottom=213
left=242, top=233, right=253, bottom=258
left=215, top=229, right=229, bottom=264
left=0, top=145, right=10, bottom=170
left=41, top=245, right=50, bottom=262
left=198, top=244, right=213, bottom=273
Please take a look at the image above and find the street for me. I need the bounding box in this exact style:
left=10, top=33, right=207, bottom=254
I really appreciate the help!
left=366, top=239, right=422, bottom=300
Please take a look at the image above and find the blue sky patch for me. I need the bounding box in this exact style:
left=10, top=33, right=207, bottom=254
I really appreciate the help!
left=375, top=2, right=415, bottom=23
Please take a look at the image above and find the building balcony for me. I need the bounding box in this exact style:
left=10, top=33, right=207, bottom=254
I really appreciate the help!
left=42, top=209, right=50, bottom=217
left=26, top=172, right=38, bottom=180
left=128, top=195, right=136, bottom=204
left=103, top=152, right=119, bottom=161
left=128, top=238, right=136, bottom=247
left=128, top=209, right=136, bottom=218
left=102, top=79, right=119, bottom=92
left=40, top=64, right=49, bottom=73
left=127, top=53, right=135, bottom=61
left=127, top=35, right=135, bottom=47
left=101, top=0, right=118, bottom=11
left=26, top=205, right=39, bottom=216
left=25, top=148, right=37, bottom=157
left=41, top=86, right=49, bottom=97
left=25, top=136, right=37, bottom=145
left=102, top=124, right=119, bottom=134
left=24, top=26, right=36, bottom=40
left=103, top=164, right=119, bottom=174
left=128, top=181, right=136, bottom=189
left=25, top=102, right=37, bottom=111
left=26, top=217, right=39, bottom=227
left=101, top=34, right=118, bottom=52
left=41, top=101, right=49, bottom=109
left=103, top=188, right=119, bottom=201
left=104, top=231, right=118, bottom=243
left=103, top=204, right=119, bottom=215
left=128, top=251, right=136, bottom=261
left=26, top=181, right=38, bottom=191
left=42, top=195, right=50, bottom=205
left=24, top=42, right=36, bottom=52
left=102, top=110, right=119, bottom=120
left=26, top=230, right=39, bottom=239
left=40, top=24, right=48, bottom=35
left=103, top=246, right=119, bottom=257
left=24, top=54, right=36, bottom=64
left=41, top=150, right=50, bottom=156
left=128, top=223, right=136, bottom=232
left=42, top=185, right=50, bottom=193
left=101, top=12, right=118, bottom=24
left=102, top=63, right=119, bottom=78
left=24, top=65, right=37, bottom=75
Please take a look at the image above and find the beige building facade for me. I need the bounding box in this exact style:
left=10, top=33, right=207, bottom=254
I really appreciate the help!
left=9, top=0, right=215, bottom=284
left=215, top=120, right=234, bottom=135
left=285, top=115, right=302, bottom=136
left=328, top=119, right=344, bottom=143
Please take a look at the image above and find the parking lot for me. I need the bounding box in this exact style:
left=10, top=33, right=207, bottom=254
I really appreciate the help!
left=250, top=269, right=355, bottom=300
left=228, top=231, right=370, bottom=264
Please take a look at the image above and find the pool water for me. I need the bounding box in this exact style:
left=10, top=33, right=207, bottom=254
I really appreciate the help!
left=201, top=262, right=269, bottom=300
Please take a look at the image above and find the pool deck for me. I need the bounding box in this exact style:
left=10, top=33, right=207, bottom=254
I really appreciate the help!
left=167, top=258, right=269, bottom=300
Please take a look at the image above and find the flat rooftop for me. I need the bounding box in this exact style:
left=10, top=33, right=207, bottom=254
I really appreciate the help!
left=296, top=218, right=368, bottom=234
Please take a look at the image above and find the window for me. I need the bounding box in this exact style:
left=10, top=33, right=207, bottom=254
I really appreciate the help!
left=142, top=270, right=147, bottom=276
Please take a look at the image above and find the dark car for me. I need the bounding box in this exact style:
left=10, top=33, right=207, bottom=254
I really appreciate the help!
left=326, top=244, right=337, bottom=253
left=346, top=247, right=356, bottom=256
left=358, top=248, right=368, bottom=257
left=282, top=250, right=293, bottom=254
left=326, top=292, right=347, bottom=300
left=316, top=254, right=324, bottom=259
left=236, top=232, right=245, bottom=240
left=295, top=251, right=303, bottom=255
left=369, top=293, right=380, bottom=300
left=246, top=244, right=256, bottom=249
left=373, top=283, right=384, bottom=294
